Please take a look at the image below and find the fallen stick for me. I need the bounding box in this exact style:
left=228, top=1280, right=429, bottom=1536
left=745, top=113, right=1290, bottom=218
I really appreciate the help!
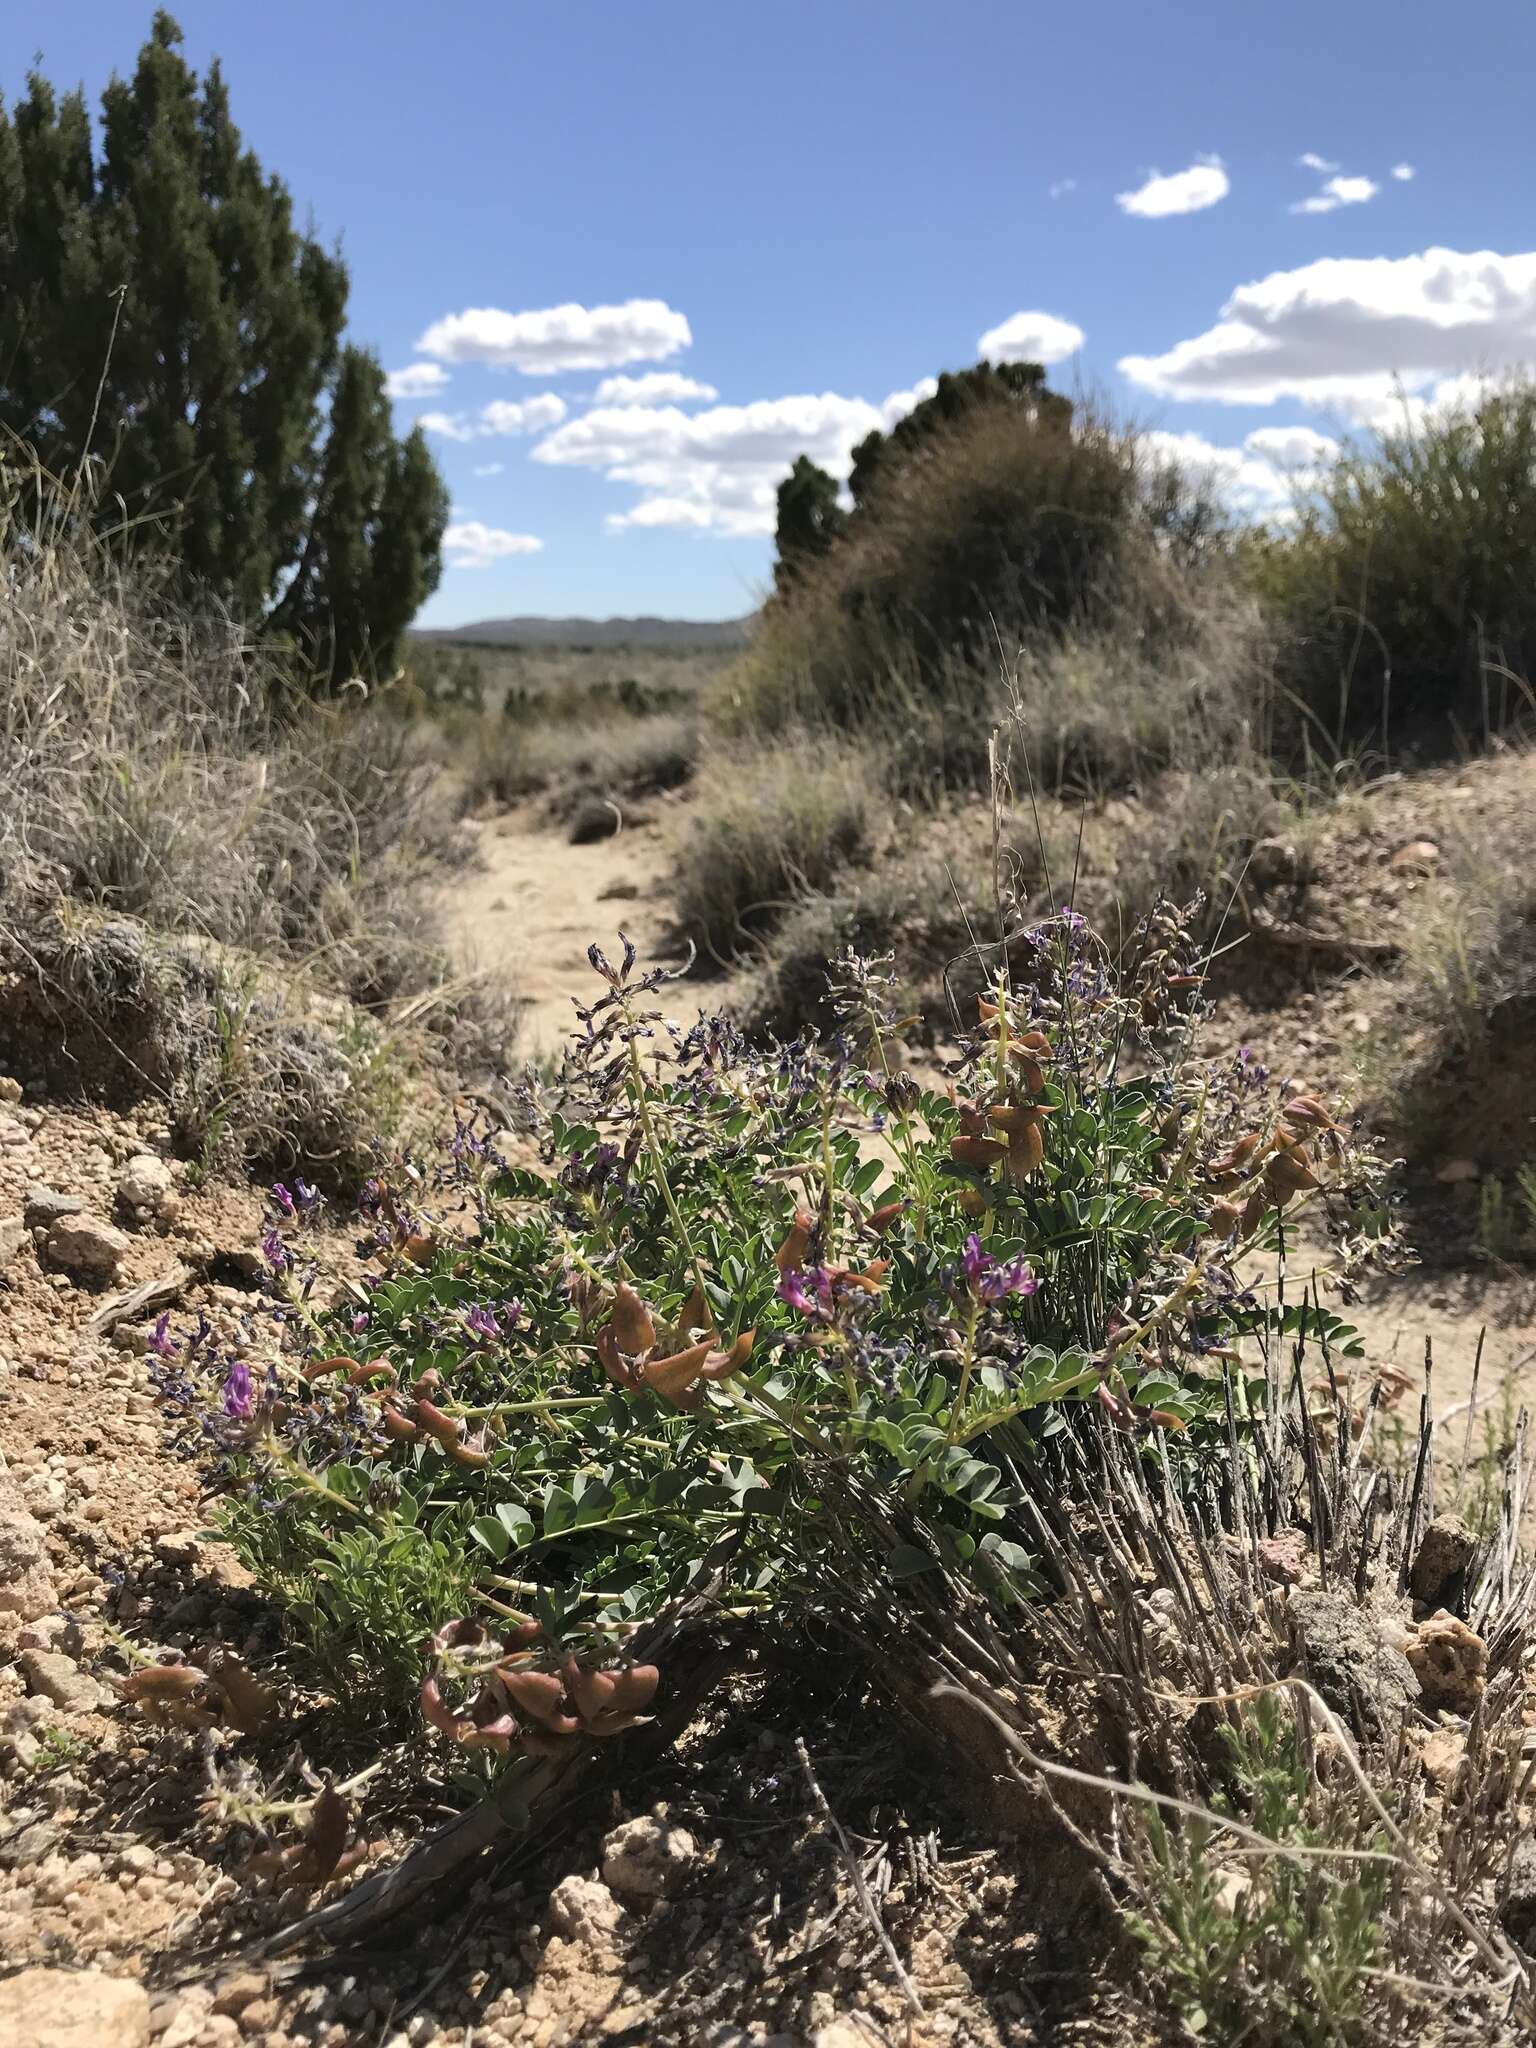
left=85, top=1261, right=194, bottom=1338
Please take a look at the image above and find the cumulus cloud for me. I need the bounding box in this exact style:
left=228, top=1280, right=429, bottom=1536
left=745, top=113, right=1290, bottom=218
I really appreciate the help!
left=1048, top=177, right=1077, bottom=200
left=1391, top=163, right=1416, bottom=181
left=879, top=376, right=939, bottom=425
left=420, top=397, right=568, bottom=442
left=594, top=372, right=719, bottom=405
left=480, top=395, right=569, bottom=435
left=976, top=310, right=1085, bottom=364
left=1291, top=173, right=1379, bottom=216
left=1117, top=158, right=1229, bottom=218
left=1140, top=425, right=1336, bottom=517
left=1298, top=152, right=1340, bottom=174
left=385, top=362, right=450, bottom=399
left=536, top=384, right=937, bottom=537
left=416, top=299, right=691, bottom=373
left=1118, top=246, right=1536, bottom=416
left=443, top=522, right=544, bottom=569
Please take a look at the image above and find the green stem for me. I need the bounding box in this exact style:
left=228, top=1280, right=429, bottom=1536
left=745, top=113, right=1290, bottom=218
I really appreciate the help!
left=947, top=1297, right=981, bottom=1444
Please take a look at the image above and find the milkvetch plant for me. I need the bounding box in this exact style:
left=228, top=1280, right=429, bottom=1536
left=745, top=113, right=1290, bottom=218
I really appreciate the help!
left=170, top=903, right=1400, bottom=1758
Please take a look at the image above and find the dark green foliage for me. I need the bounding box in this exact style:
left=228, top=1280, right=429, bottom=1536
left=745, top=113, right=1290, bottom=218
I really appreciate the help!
left=773, top=454, right=845, bottom=589
left=1254, top=385, right=1536, bottom=755
left=847, top=359, right=1071, bottom=510
left=0, top=11, right=446, bottom=685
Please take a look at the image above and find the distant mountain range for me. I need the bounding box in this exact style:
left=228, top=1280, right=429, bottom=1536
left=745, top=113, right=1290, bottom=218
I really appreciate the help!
left=414, top=614, right=753, bottom=651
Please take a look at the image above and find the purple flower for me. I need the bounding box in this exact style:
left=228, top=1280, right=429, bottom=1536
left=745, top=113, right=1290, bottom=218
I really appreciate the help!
left=777, top=1267, right=831, bottom=1318
left=271, top=1182, right=296, bottom=1216
left=350, top=1310, right=372, bottom=1336
left=463, top=1304, right=501, bottom=1342
left=293, top=1176, right=320, bottom=1213
left=221, top=1359, right=254, bottom=1420
left=261, top=1225, right=291, bottom=1274
left=148, top=1311, right=178, bottom=1359
left=960, top=1233, right=1039, bottom=1303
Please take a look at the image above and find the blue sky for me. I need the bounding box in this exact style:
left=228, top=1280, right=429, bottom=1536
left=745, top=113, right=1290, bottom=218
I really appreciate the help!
left=15, top=3, right=1536, bottom=625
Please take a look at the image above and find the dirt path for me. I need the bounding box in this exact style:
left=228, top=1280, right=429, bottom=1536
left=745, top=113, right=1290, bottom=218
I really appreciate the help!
left=446, top=797, right=695, bottom=1055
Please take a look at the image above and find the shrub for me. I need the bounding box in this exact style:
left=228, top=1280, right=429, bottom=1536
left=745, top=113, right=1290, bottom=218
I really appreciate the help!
left=672, top=742, right=882, bottom=964
left=1255, top=382, right=1536, bottom=757
left=719, top=405, right=1226, bottom=767
left=169, top=916, right=1397, bottom=1730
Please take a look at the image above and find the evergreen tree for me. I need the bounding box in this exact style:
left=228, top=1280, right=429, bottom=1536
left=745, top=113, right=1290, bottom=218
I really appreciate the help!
left=0, top=12, right=446, bottom=684
left=848, top=360, right=1071, bottom=510
left=773, top=454, right=845, bottom=590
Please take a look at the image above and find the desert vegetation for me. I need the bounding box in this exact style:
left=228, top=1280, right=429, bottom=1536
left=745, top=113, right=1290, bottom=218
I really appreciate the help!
left=4, top=13, right=1536, bottom=2048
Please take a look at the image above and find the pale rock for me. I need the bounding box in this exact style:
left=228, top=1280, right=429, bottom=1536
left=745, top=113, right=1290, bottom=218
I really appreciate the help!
left=600, top=1812, right=699, bottom=1900
left=117, top=1154, right=179, bottom=1225
left=0, top=1967, right=150, bottom=2047
left=1390, top=839, right=1440, bottom=875
left=24, top=1187, right=84, bottom=1229
left=20, top=1647, right=109, bottom=1714
left=0, top=1215, right=26, bottom=1265
left=44, top=1213, right=131, bottom=1281
left=0, top=1472, right=58, bottom=1618
left=546, top=1874, right=626, bottom=1946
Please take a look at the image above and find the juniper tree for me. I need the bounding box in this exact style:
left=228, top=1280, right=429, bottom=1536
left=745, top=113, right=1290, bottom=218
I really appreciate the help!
left=773, top=454, right=845, bottom=590
left=0, top=11, right=447, bottom=685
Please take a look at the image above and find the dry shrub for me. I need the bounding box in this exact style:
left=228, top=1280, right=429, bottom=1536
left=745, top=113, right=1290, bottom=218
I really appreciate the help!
left=671, top=740, right=884, bottom=967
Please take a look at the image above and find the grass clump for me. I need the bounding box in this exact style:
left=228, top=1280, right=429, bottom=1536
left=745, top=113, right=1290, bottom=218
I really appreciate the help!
left=671, top=742, right=882, bottom=965
left=0, top=459, right=508, bottom=1182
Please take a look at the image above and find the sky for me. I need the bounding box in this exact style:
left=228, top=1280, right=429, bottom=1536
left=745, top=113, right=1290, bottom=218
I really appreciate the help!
left=14, top=2, right=1536, bottom=626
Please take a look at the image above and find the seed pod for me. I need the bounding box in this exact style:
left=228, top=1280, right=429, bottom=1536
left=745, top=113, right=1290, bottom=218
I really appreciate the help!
left=206, top=1651, right=278, bottom=1736
left=596, top=1326, right=636, bottom=1388
left=957, top=1188, right=987, bottom=1219
left=120, top=1662, right=206, bottom=1705
left=413, top=1369, right=443, bottom=1397
left=303, top=1356, right=357, bottom=1383
left=349, top=1359, right=397, bottom=1387
left=950, top=1135, right=1008, bottom=1171
left=415, top=1398, right=463, bottom=1446
left=641, top=1339, right=714, bottom=1406
left=446, top=1436, right=491, bottom=1469
left=1280, top=1093, right=1339, bottom=1133
left=381, top=1403, right=420, bottom=1442
left=1204, top=1199, right=1243, bottom=1238
left=1240, top=1188, right=1269, bottom=1234
left=610, top=1282, right=656, bottom=1355
left=775, top=1209, right=815, bottom=1275
left=865, top=1198, right=908, bottom=1234
left=402, top=1231, right=437, bottom=1269
left=1209, top=1132, right=1264, bottom=1175
left=701, top=1329, right=755, bottom=1381
left=501, top=1669, right=582, bottom=1736
left=675, top=1280, right=712, bottom=1340
left=1265, top=1147, right=1320, bottom=1204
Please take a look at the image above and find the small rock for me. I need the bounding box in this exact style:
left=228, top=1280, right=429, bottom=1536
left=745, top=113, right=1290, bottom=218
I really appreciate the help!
left=17, top=1613, right=84, bottom=1658
left=155, top=1529, right=203, bottom=1569
left=598, top=880, right=642, bottom=902
left=19, top=1648, right=109, bottom=1715
left=0, top=1967, right=151, bottom=2047
left=1499, top=1837, right=1536, bottom=1950
left=211, top=1971, right=269, bottom=2017
left=1390, top=839, right=1440, bottom=875
left=0, top=1215, right=26, bottom=1265
left=813, top=2023, right=881, bottom=2048
left=117, top=1154, right=178, bottom=1225
left=1409, top=1513, right=1477, bottom=1611
left=1436, top=1158, right=1480, bottom=1185
left=0, top=1075, right=20, bottom=1102
left=0, top=1473, right=58, bottom=1620
left=547, top=1874, right=626, bottom=1946
left=1404, top=1611, right=1487, bottom=1712
left=24, top=1187, right=85, bottom=1229
left=44, top=1214, right=131, bottom=1281
left=1256, top=1531, right=1308, bottom=1586
left=1287, top=1589, right=1421, bottom=1739
left=600, top=1812, right=699, bottom=1900
left=0, top=1816, right=58, bottom=1869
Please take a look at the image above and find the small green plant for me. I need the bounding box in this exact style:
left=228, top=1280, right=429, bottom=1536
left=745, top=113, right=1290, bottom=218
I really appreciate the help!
left=29, top=1723, right=89, bottom=1773
left=1127, top=1692, right=1391, bottom=2046
left=166, top=908, right=1397, bottom=1752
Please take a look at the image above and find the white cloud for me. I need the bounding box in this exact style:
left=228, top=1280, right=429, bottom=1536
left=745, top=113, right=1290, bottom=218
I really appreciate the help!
left=385, top=361, right=450, bottom=399
left=443, top=522, right=544, bottom=569
left=419, top=397, right=568, bottom=443
left=977, top=309, right=1085, bottom=364
left=479, top=395, right=568, bottom=435
left=536, top=384, right=935, bottom=537
left=594, top=372, right=719, bottom=405
left=1048, top=177, right=1077, bottom=200
left=879, top=376, right=939, bottom=425
left=1118, top=246, right=1536, bottom=416
left=1291, top=173, right=1379, bottom=216
left=1242, top=424, right=1339, bottom=471
left=417, top=299, right=691, bottom=373
left=1117, top=157, right=1229, bottom=218
left=418, top=410, right=477, bottom=443
left=1391, top=163, right=1416, bottom=181
left=473, top=462, right=504, bottom=477
left=1298, top=152, right=1340, bottom=174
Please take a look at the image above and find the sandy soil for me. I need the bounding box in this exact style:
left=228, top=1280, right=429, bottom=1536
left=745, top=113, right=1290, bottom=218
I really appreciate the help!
left=446, top=798, right=692, bottom=1056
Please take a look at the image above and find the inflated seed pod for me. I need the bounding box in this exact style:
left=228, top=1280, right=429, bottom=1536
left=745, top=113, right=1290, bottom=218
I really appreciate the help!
left=610, top=1282, right=657, bottom=1355
left=349, top=1359, right=397, bottom=1387
left=774, top=1208, right=815, bottom=1276
left=415, top=1398, right=464, bottom=1445
left=303, top=1356, right=358, bottom=1383
left=950, top=1135, right=1008, bottom=1171
left=380, top=1403, right=420, bottom=1442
